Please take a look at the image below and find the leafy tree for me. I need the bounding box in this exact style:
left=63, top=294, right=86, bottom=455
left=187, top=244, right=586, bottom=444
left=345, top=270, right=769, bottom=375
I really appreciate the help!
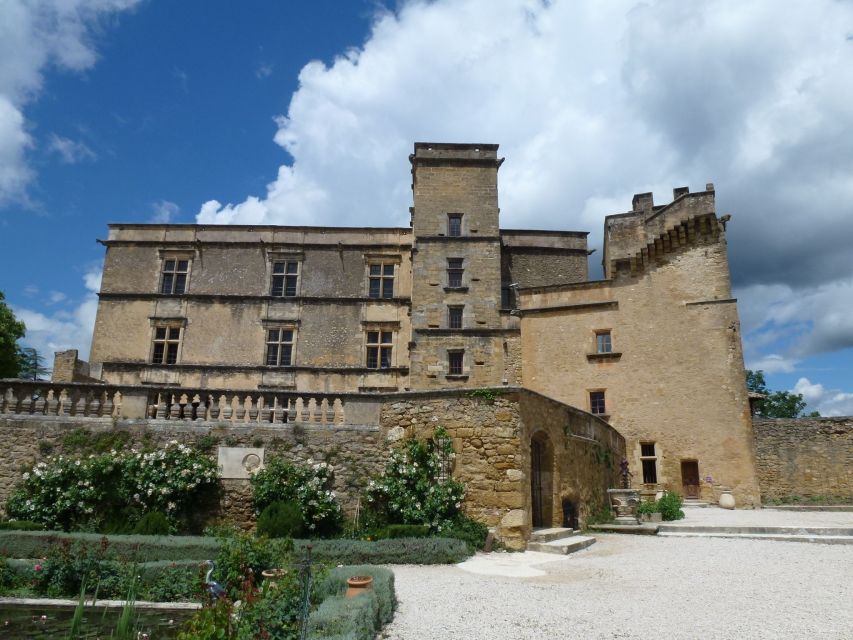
left=17, top=347, right=51, bottom=381
left=0, top=291, right=25, bottom=378
left=746, top=369, right=818, bottom=418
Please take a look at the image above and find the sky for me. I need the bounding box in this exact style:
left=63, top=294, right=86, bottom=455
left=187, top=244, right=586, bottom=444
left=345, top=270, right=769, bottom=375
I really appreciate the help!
left=0, top=0, right=852, bottom=415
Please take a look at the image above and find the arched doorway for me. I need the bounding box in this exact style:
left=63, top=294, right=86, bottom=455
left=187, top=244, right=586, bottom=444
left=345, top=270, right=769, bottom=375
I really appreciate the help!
left=530, top=431, right=554, bottom=528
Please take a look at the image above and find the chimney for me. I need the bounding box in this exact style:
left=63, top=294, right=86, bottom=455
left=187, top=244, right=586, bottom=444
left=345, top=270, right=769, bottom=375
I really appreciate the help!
left=673, top=186, right=689, bottom=199
left=631, top=192, right=654, bottom=212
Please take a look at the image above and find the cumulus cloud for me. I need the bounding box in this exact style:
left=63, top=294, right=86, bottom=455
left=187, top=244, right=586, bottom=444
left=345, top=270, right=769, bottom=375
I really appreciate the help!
left=794, top=378, right=853, bottom=417
left=47, top=133, right=96, bottom=164
left=195, top=0, right=853, bottom=384
left=13, top=266, right=102, bottom=361
left=0, top=0, right=140, bottom=204
left=149, top=200, right=180, bottom=224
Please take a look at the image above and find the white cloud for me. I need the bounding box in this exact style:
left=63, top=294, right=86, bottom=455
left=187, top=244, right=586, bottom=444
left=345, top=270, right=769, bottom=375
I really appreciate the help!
left=149, top=200, right=180, bottom=224
left=0, top=0, right=140, bottom=204
left=747, top=354, right=797, bottom=375
left=195, top=0, right=853, bottom=381
left=47, top=133, right=96, bottom=164
left=48, top=291, right=66, bottom=304
left=793, top=378, right=853, bottom=417
left=14, top=266, right=102, bottom=361
left=256, top=63, right=274, bottom=80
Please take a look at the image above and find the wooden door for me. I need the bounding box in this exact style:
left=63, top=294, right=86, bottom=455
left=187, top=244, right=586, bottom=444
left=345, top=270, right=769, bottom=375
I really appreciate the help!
left=681, top=460, right=700, bottom=498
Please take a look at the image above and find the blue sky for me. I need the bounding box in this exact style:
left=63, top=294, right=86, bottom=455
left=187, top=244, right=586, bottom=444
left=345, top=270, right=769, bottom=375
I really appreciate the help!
left=1, top=0, right=852, bottom=415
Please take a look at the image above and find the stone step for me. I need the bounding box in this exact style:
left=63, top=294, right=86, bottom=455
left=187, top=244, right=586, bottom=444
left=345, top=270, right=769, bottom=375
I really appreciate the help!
left=657, top=532, right=853, bottom=545
left=529, top=527, right=575, bottom=543
left=658, top=525, right=853, bottom=536
left=682, top=500, right=711, bottom=508
left=527, top=535, right=596, bottom=555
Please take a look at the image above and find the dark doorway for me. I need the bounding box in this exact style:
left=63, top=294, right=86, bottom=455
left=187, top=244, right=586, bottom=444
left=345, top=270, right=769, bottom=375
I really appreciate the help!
left=530, top=432, right=553, bottom=527
left=562, top=498, right=578, bottom=530
left=681, top=460, right=700, bottom=498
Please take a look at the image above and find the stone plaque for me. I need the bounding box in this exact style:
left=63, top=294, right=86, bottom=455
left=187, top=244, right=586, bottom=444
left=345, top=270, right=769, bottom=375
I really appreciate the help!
left=218, top=447, right=265, bottom=479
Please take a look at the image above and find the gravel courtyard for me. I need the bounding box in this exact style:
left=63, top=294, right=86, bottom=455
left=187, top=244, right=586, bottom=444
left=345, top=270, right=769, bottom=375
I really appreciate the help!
left=382, top=521, right=853, bottom=639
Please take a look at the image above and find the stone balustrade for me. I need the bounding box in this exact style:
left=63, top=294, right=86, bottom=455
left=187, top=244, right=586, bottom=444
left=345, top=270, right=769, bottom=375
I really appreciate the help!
left=0, top=381, right=121, bottom=418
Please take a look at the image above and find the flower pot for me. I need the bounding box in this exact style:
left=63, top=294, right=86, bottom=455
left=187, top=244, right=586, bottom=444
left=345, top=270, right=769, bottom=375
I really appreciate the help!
left=718, top=488, right=735, bottom=510
left=346, top=575, right=374, bottom=598
left=262, top=568, right=287, bottom=588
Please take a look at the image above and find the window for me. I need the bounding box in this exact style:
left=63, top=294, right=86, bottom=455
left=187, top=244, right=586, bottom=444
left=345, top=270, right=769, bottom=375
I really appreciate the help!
left=366, top=330, right=393, bottom=369
left=448, top=305, right=463, bottom=329
left=501, top=286, right=514, bottom=309
left=160, top=259, right=189, bottom=295
left=271, top=261, right=300, bottom=297
left=368, top=263, right=395, bottom=299
left=640, top=442, right=658, bottom=484
left=448, top=214, right=463, bottom=237
left=589, top=390, right=606, bottom=415
left=151, top=326, right=181, bottom=365
left=596, top=331, right=612, bottom=354
left=447, top=258, right=464, bottom=288
left=448, top=350, right=464, bottom=375
left=265, top=328, right=295, bottom=366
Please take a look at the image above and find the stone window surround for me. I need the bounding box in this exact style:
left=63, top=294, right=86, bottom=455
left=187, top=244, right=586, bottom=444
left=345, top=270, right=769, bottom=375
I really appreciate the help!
left=447, top=212, right=463, bottom=237
left=363, top=254, right=402, bottom=299
left=446, top=348, right=466, bottom=378
left=364, top=323, right=397, bottom=369
left=448, top=304, right=464, bottom=329
left=639, top=441, right=659, bottom=485
left=588, top=388, right=607, bottom=417
left=261, top=320, right=299, bottom=367
left=265, top=251, right=304, bottom=298
left=595, top=329, right=613, bottom=354
left=157, top=249, right=195, bottom=295
left=148, top=317, right=187, bottom=366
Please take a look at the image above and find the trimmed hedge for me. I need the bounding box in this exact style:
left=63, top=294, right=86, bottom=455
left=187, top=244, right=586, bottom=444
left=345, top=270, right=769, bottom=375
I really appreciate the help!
left=0, top=531, right=470, bottom=565
left=308, top=566, right=396, bottom=640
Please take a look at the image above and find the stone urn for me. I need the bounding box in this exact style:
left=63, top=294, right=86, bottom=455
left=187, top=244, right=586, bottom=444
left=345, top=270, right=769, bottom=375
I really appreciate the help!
left=261, top=568, right=288, bottom=589
left=607, top=488, right=640, bottom=524
left=718, top=488, right=736, bottom=510
left=345, top=575, right=374, bottom=598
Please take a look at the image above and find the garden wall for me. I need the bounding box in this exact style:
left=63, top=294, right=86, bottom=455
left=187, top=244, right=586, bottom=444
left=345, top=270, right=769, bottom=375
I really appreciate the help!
left=752, top=416, right=853, bottom=501
left=0, top=387, right=625, bottom=547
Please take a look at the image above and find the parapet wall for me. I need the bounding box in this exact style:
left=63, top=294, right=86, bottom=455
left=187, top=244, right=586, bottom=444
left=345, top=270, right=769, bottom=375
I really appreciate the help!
left=753, top=417, right=853, bottom=501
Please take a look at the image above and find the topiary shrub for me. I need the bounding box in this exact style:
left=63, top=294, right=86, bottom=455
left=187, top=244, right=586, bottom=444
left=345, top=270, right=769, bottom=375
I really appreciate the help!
left=657, top=492, right=685, bottom=521
left=133, top=511, right=171, bottom=535
left=256, top=500, right=304, bottom=539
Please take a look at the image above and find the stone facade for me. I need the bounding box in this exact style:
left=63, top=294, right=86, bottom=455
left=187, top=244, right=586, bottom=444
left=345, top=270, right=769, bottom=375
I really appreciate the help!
left=753, top=417, right=853, bottom=501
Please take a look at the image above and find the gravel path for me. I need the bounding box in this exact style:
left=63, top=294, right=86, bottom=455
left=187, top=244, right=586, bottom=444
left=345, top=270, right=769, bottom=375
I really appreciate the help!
left=382, top=534, right=853, bottom=639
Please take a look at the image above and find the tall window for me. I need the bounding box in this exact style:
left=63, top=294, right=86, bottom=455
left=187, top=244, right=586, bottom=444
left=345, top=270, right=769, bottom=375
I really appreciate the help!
left=501, top=286, right=514, bottom=309
left=448, top=350, right=464, bottom=375
left=448, top=214, right=463, bottom=237
left=640, top=442, right=658, bottom=484
left=152, top=326, right=181, bottom=365
left=368, top=263, right=395, bottom=299
left=448, top=305, right=463, bottom=329
left=265, top=328, right=295, bottom=366
left=589, top=390, right=606, bottom=415
left=366, top=330, right=393, bottom=369
left=271, top=261, right=300, bottom=297
left=447, top=258, right=464, bottom=288
left=596, top=331, right=612, bottom=354
left=160, top=259, right=189, bottom=295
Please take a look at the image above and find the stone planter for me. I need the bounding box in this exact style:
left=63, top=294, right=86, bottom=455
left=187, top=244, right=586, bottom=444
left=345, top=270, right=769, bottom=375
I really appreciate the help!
left=345, top=575, right=374, bottom=599
left=607, top=488, right=640, bottom=524
left=718, top=488, right=736, bottom=510
left=639, top=512, right=663, bottom=523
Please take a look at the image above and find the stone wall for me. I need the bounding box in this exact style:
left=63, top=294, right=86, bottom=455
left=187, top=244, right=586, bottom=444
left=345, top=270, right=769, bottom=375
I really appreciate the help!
left=0, top=387, right=625, bottom=548
left=753, top=417, right=853, bottom=501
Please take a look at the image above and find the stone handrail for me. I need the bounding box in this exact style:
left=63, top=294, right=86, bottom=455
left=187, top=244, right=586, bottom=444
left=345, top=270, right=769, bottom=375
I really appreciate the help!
left=0, top=380, right=348, bottom=425
left=1, top=380, right=121, bottom=418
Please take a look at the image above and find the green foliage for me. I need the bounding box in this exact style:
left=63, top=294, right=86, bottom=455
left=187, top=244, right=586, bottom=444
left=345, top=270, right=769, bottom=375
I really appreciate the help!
left=177, top=599, right=237, bottom=640
left=6, top=441, right=218, bottom=532
left=257, top=500, right=305, bottom=539
left=636, top=500, right=658, bottom=515
left=584, top=503, right=615, bottom=526
left=133, top=511, right=171, bottom=535
left=656, top=492, right=685, bottom=521
left=765, top=494, right=849, bottom=506
left=0, top=291, right=25, bottom=379
left=61, top=428, right=133, bottom=455
left=373, top=524, right=430, bottom=539
left=215, top=532, right=294, bottom=600
left=294, top=537, right=469, bottom=565
left=365, top=427, right=464, bottom=531
left=441, top=516, right=489, bottom=553
left=0, top=519, right=44, bottom=530
left=592, top=444, right=615, bottom=468
left=747, top=369, right=816, bottom=418
left=467, top=389, right=499, bottom=403
left=307, top=566, right=395, bottom=640
left=252, top=458, right=342, bottom=537
left=16, top=346, right=50, bottom=381
left=0, top=556, right=20, bottom=590
left=32, top=537, right=135, bottom=598
left=138, top=561, right=204, bottom=602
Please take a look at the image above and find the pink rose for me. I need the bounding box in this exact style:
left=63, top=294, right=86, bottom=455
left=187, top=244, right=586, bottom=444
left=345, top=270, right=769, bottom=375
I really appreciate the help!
left=34, top=564, right=43, bottom=572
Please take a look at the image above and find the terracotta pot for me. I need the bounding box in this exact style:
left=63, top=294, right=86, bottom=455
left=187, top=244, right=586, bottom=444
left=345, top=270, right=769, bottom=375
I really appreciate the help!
left=346, top=575, right=374, bottom=598
left=262, top=568, right=287, bottom=588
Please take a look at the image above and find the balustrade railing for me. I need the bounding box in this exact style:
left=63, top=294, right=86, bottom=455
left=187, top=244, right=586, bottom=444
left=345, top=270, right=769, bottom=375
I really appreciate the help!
left=1, top=381, right=120, bottom=418
left=145, top=390, right=345, bottom=425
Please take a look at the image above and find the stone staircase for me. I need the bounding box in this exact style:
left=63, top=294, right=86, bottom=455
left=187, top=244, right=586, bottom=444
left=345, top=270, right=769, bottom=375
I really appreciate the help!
left=657, top=524, right=853, bottom=545
left=526, top=527, right=596, bottom=555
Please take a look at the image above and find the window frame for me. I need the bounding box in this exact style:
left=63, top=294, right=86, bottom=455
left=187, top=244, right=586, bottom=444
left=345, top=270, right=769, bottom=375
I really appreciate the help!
left=596, top=330, right=613, bottom=354
left=270, top=260, right=301, bottom=298
left=447, top=213, right=463, bottom=237
left=448, top=305, right=464, bottom=329
left=158, top=251, right=193, bottom=295
left=367, top=262, right=395, bottom=299
left=265, top=327, right=297, bottom=367
left=150, top=324, right=183, bottom=365
left=448, top=349, right=464, bottom=376
left=589, top=390, right=607, bottom=416
left=365, top=329, right=394, bottom=369
left=640, top=442, right=658, bottom=484
left=447, top=258, right=464, bottom=288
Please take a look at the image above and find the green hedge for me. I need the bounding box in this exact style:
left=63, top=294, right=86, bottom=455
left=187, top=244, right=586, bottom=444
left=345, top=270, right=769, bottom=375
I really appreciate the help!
left=294, top=537, right=469, bottom=565
left=308, top=566, right=396, bottom=640
left=0, top=531, right=470, bottom=566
